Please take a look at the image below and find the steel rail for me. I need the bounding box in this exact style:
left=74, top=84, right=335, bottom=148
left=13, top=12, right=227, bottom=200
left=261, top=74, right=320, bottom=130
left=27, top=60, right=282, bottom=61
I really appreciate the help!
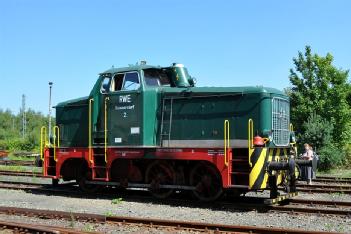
left=0, top=170, right=44, bottom=177
left=288, top=198, right=351, bottom=207
left=297, top=183, right=351, bottom=190
left=316, top=176, right=351, bottom=181
left=0, top=219, right=89, bottom=234
left=297, top=187, right=351, bottom=194
left=313, top=178, right=351, bottom=184
left=0, top=160, right=35, bottom=166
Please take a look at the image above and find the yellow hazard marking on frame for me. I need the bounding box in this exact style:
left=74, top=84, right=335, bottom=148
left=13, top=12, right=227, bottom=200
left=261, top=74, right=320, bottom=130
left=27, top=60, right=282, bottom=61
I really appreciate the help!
left=275, top=148, right=283, bottom=185
left=249, top=148, right=267, bottom=189
left=261, top=148, right=274, bottom=189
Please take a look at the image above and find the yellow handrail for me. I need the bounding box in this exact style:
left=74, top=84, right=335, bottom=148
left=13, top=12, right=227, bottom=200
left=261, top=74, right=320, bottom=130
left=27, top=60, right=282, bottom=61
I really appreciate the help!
left=248, top=119, right=254, bottom=167
left=289, top=123, right=294, bottom=132
left=104, top=97, right=109, bottom=163
left=53, top=126, right=60, bottom=162
left=224, top=120, right=230, bottom=167
left=89, top=98, right=94, bottom=163
left=40, top=126, right=47, bottom=160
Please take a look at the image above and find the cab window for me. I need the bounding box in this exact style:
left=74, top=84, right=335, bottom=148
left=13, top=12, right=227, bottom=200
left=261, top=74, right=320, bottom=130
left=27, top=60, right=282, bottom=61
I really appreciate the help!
left=122, top=72, right=140, bottom=91
left=110, top=73, right=124, bottom=92
left=100, top=76, right=111, bottom=93
left=144, top=69, right=171, bottom=87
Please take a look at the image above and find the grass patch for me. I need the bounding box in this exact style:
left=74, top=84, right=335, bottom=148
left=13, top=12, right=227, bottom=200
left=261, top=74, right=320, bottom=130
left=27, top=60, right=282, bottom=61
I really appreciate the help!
left=104, top=211, right=114, bottom=217
left=111, top=198, right=123, bottom=205
left=7, top=153, right=36, bottom=162
left=8, top=155, right=35, bottom=161
left=317, top=168, right=351, bottom=178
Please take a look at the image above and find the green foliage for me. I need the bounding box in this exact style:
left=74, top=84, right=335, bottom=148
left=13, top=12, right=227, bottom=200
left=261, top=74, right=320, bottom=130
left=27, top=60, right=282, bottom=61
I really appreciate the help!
left=299, top=113, right=333, bottom=151
left=318, top=144, right=344, bottom=171
left=289, top=46, right=351, bottom=146
left=111, top=197, right=123, bottom=205
left=299, top=113, right=342, bottom=171
left=0, top=108, right=51, bottom=152
left=344, top=144, right=351, bottom=166
left=288, top=46, right=351, bottom=170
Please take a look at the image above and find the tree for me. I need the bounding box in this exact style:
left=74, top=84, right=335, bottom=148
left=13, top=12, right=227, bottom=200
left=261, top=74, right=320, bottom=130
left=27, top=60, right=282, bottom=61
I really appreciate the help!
left=289, top=46, right=351, bottom=146
left=0, top=108, right=51, bottom=152
left=299, top=113, right=333, bottom=151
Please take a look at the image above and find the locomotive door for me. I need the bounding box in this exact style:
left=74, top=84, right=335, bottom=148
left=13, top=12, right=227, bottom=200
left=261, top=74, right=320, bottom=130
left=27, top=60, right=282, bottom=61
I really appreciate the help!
left=107, top=72, right=142, bottom=146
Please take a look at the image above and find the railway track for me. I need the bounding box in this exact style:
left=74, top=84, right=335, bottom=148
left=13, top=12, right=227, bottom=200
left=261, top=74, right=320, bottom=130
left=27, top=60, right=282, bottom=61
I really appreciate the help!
left=313, top=178, right=351, bottom=184
left=0, top=206, right=340, bottom=234
left=0, top=169, right=44, bottom=178
left=288, top=198, right=351, bottom=207
left=316, top=176, right=351, bottom=181
left=0, top=160, right=35, bottom=166
left=0, top=219, right=87, bottom=234
left=297, top=187, right=351, bottom=194
left=297, top=183, right=351, bottom=190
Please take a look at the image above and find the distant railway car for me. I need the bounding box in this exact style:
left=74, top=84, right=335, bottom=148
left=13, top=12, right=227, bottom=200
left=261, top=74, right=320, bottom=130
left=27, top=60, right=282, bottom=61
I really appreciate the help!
left=40, top=62, right=297, bottom=201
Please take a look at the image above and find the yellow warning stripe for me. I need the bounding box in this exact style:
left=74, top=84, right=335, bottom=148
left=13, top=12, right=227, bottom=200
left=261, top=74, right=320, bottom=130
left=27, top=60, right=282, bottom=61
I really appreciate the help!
left=249, top=148, right=267, bottom=188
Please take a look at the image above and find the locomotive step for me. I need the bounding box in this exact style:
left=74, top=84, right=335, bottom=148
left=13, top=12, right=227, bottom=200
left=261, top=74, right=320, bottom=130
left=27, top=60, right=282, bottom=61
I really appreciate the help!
left=231, top=172, right=249, bottom=175
left=231, top=159, right=248, bottom=162
left=227, top=185, right=249, bottom=189
left=92, top=177, right=108, bottom=181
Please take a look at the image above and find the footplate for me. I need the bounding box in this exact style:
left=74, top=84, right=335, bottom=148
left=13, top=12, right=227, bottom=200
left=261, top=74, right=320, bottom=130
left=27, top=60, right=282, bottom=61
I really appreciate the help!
left=264, top=192, right=298, bottom=205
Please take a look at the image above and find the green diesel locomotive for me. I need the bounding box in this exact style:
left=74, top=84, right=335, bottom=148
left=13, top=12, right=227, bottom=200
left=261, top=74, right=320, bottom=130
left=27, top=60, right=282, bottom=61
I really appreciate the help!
left=41, top=62, right=297, bottom=201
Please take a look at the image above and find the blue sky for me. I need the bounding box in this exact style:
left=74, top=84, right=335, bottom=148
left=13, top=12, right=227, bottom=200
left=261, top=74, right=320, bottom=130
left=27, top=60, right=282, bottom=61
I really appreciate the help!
left=0, top=0, right=350, bottom=115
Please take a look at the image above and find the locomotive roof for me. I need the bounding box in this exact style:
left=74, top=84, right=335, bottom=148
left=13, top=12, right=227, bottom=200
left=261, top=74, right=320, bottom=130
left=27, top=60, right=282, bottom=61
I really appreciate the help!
left=101, top=64, right=161, bottom=75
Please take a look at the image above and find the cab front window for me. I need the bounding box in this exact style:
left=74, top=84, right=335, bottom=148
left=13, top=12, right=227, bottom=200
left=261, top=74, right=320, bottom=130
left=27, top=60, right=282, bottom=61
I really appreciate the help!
left=122, top=72, right=140, bottom=91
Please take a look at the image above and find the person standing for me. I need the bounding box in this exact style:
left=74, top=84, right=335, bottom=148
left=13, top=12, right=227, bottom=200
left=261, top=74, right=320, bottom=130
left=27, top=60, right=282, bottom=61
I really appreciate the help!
left=301, top=143, right=314, bottom=185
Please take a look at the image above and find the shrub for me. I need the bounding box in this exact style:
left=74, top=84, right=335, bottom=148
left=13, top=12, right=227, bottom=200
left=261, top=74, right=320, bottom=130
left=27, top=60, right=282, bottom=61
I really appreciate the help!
left=318, top=144, right=344, bottom=171
left=6, top=138, right=36, bottom=152
left=299, top=113, right=334, bottom=151
left=344, top=144, right=351, bottom=167
left=0, top=140, right=8, bottom=150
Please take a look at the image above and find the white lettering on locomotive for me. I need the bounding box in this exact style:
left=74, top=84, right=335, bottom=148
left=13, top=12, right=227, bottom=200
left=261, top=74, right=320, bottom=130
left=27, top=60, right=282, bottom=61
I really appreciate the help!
left=119, top=95, right=131, bottom=103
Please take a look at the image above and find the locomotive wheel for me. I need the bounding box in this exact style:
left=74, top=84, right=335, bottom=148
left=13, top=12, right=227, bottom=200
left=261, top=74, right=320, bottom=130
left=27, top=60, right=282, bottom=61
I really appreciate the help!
left=77, top=169, right=100, bottom=193
left=190, top=162, right=223, bottom=202
left=145, top=161, right=175, bottom=199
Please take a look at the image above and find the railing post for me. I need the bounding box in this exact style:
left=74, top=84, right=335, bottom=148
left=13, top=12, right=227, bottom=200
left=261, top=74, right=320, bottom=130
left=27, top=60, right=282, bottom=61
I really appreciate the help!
left=40, top=126, right=47, bottom=161
left=248, top=119, right=254, bottom=167
left=89, top=98, right=94, bottom=164
left=104, top=97, right=109, bottom=163
left=224, top=120, right=230, bottom=167
left=53, top=126, right=60, bottom=162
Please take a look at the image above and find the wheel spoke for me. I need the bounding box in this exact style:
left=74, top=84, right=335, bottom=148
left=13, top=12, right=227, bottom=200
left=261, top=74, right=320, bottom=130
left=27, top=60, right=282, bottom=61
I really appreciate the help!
left=190, top=163, right=222, bottom=201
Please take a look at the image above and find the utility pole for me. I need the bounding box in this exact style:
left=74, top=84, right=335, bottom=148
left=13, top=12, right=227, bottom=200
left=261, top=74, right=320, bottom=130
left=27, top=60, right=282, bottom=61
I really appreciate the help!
left=22, top=94, right=26, bottom=138
left=48, top=82, right=53, bottom=144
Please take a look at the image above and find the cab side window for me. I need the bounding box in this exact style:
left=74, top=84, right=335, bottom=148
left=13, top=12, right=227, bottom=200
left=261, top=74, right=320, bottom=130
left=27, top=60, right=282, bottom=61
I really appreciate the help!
left=100, top=77, right=111, bottom=93
left=110, top=73, right=124, bottom=92
left=122, top=72, right=140, bottom=91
